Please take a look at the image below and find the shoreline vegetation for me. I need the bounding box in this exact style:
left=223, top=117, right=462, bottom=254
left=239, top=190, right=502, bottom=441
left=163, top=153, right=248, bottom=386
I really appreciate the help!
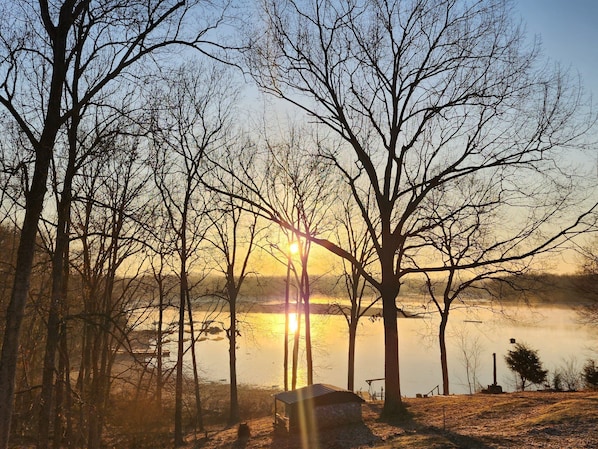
left=173, top=272, right=597, bottom=312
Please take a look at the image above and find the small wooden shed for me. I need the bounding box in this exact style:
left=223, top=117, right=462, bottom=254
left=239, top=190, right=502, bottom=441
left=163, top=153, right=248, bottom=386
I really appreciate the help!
left=274, top=383, right=364, bottom=433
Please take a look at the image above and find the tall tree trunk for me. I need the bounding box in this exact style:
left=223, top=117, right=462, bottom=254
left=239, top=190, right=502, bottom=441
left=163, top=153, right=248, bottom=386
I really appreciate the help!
left=302, top=268, right=313, bottom=385
left=0, top=151, right=52, bottom=449
left=53, top=243, right=72, bottom=449
left=87, top=259, right=116, bottom=449
left=439, top=314, right=449, bottom=396
left=379, top=219, right=404, bottom=417
left=0, top=8, right=71, bottom=445
left=291, top=300, right=302, bottom=390
left=174, top=256, right=187, bottom=446
left=185, top=290, right=204, bottom=433
left=380, top=232, right=402, bottom=416
left=52, top=328, right=65, bottom=449
left=156, top=276, right=165, bottom=408
left=347, top=318, right=358, bottom=391
left=283, top=262, right=291, bottom=391
left=38, top=281, right=61, bottom=449
left=228, top=298, right=239, bottom=424
left=54, top=321, right=73, bottom=449
left=381, top=288, right=401, bottom=415
left=39, top=141, right=76, bottom=449
left=87, top=326, right=111, bottom=449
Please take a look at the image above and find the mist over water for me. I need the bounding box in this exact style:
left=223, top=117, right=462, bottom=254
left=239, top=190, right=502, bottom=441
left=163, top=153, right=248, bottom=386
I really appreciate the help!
left=157, top=303, right=596, bottom=397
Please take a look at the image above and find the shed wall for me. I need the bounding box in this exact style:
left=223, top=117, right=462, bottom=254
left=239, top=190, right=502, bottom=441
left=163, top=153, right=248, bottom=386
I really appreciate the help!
left=288, top=402, right=362, bottom=432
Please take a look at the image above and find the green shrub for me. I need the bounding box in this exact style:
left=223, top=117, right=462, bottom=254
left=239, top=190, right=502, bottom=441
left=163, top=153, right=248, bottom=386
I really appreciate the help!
left=505, top=343, right=548, bottom=391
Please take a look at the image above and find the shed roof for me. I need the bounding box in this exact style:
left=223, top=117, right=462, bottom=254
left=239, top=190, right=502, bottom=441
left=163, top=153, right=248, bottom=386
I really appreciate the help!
left=274, top=383, right=364, bottom=405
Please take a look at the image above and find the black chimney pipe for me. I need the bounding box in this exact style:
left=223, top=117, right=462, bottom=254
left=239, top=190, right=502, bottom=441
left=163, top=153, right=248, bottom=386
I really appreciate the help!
left=493, top=352, right=497, bottom=385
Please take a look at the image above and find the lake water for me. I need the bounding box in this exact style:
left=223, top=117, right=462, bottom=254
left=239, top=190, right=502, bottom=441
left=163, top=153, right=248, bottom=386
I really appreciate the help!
left=157, top=302, right=597, bottom=397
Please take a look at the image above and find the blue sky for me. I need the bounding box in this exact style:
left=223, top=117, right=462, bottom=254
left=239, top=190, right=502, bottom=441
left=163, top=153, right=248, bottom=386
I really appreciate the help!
left=516, top=1, right=598, bottom=271
left=516, top=0, right=598, bottom=98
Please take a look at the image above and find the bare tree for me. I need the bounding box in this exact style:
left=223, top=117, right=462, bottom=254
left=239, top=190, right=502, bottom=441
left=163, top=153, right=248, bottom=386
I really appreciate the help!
left=38, top=85, right=141, bottom=449
left=0, top=0, right=230, bottom=445
left=208, top=125, right=338, bottom=389
left=145, top=215, right=178, bottom=410
left=554, top=356, right=582, bottom=391
left=333, top=196, right=379, bottom=391
left=419, top=176, right=530, bottom=395
left=70, top=131, right=152, bottom=449
left=455, top=328, right=484, bottom=395
left=205, top=152, right=264, bottom=423
left=148, top=60, right=234, bottom=445
left=248, top=0, right=597, bottom=415
left=264, top=130, right=338, bottom=387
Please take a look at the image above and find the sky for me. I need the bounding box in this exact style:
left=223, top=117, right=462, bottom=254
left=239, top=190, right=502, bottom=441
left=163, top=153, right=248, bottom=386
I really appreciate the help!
left=516, top=0, right=598, bottom=99
left=516, top=1, right=598, bottom=271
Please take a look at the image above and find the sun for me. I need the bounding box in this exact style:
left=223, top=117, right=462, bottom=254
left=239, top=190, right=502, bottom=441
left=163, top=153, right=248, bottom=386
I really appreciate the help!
left=289, top=242, right=299, bottom=255
left=288, top=312, right=299, bottom=334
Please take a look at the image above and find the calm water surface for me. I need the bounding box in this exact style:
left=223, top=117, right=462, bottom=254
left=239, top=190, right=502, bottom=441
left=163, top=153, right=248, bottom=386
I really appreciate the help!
left=157, top=302, right=596, bottom=397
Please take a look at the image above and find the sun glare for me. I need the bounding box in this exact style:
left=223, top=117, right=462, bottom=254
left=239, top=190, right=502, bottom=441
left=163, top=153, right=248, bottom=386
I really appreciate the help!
left=288, top=312, right=299, bottom=334
left=289, top=242, right=299, bottom=255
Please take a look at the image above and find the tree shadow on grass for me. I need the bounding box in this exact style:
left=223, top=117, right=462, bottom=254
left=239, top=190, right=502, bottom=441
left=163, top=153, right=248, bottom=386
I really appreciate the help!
left=230, top=438, right=249, bottom=449
left=374, top=401, right=415, bottom=427
left=434, top=429, right=498, bottom=449
left=373, top=402, right=496, bottom=449
left=403, top=410, right=510, bottom=449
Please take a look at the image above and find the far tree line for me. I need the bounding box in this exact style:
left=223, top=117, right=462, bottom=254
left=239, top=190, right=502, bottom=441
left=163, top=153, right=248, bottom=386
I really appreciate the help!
left=1, top=1, right=598, bottom=448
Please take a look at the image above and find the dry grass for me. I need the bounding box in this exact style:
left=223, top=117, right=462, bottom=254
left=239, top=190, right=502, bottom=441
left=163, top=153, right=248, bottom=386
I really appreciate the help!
left=104, top=382, right=278, bottom=448
left=520, top=396, right=598, bottom=426
left=185, top=390, right=598, bottom=449
left=80, top=384, right=598, bottom=449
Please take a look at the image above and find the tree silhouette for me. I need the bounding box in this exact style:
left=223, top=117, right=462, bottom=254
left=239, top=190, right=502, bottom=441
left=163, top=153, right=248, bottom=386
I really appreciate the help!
left=505, top=343, right=548, bottom=391
left=245, top=0, right=598, bottom=416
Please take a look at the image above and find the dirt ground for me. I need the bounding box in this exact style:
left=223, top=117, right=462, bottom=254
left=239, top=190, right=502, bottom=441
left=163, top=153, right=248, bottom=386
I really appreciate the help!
left=185, top=391, right=598, bottom=449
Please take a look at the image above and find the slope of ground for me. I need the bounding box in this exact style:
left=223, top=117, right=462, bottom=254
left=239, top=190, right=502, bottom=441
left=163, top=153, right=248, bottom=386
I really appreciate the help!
left=187, top=391, right=598, bottom=449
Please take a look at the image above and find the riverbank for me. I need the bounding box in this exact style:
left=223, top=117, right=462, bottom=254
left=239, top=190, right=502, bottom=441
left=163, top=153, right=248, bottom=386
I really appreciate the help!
left=190, top=390, right=598, bottom=448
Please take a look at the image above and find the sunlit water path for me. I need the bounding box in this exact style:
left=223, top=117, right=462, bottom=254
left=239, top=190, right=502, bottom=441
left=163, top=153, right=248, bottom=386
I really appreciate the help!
left=152, top=303, right=596, bottom=397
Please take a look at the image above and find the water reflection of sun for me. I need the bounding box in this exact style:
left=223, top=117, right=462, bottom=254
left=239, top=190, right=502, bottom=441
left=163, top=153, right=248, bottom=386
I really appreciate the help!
left=288, top=312, right=299, bottom=334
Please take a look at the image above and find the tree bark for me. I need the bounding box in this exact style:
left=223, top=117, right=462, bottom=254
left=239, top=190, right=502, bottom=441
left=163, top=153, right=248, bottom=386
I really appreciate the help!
left=38, top=135, right=77, bottom=449
left=185, top=289, right=204, bottom=432
left=380, top=232, right=402, bottom=416
left=228, top=297, right=239, bottom=424
left=283, top=261, right=291, bottom=391
left=291, top=301, right=301, bottom=390
left=0, top=5, right=72, bottom=446
left=381, top=289, right=401, bottom=415
left=156, top=274, right=165, bottom=408
left=439, top=315, right=449, bottom=396
left=174, top=260, right=186, bottom=446
left=302, top=268, right=313, bottom=385
left=347, top=319, right=358, bottom=391
left=0, top=151, right=52, bottom=449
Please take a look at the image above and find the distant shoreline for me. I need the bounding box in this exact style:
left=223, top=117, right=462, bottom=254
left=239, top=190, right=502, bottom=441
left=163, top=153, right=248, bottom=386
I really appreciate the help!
left=190, top=297, right=590, bottom=317
left=193, top=300, right=423, bottom=318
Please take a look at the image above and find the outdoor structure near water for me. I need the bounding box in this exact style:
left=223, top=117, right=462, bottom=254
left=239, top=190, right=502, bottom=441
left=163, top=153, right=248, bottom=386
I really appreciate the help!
left=274, top=384, right=364, bottom=433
